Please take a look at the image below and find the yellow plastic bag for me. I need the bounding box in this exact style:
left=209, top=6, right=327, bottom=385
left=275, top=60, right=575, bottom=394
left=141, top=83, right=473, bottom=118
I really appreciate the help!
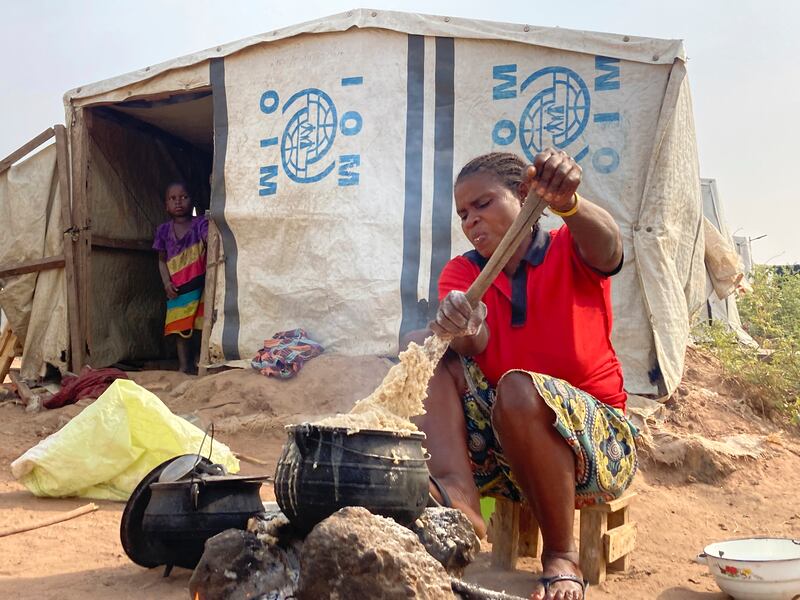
left=10, top=379, right=240, bottom=500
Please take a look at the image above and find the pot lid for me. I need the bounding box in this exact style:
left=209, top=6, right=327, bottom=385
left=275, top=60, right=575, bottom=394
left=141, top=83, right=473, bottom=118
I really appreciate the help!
left=149, top=474, right=272, bottom=489
left=157, top=454, right=227, bottom=483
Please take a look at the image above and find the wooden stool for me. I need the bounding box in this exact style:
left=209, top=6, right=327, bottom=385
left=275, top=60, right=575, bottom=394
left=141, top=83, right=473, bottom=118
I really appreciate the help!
left=487, top=492, right=637, bottom=585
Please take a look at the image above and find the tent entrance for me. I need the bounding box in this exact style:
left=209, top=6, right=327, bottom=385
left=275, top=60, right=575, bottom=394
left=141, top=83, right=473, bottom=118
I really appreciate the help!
left=83, top=90, right=213, bottom=370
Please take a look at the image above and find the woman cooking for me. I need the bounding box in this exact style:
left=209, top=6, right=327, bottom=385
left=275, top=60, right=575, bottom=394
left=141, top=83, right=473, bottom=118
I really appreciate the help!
left=409, top=149, right=638, bottom=600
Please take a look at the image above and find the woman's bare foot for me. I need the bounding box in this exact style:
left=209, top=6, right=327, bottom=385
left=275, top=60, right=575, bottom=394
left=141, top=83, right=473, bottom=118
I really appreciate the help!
left=428, top=477, right=487, bottom=538
left=531, top=551, right=586, bottom=600
left=450, top=499, right=486, bottom=539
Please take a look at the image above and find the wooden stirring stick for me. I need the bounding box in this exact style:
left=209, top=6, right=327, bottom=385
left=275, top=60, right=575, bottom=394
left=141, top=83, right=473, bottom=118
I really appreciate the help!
left=463, top=187, right=548, bottom=307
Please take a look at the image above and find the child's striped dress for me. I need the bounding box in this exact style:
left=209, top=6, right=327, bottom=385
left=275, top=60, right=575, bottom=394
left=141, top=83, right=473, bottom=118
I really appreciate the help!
left=152, top=216, right=208, bottom=337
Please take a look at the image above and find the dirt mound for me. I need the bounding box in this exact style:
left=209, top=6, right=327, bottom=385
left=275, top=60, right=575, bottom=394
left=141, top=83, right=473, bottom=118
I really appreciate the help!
left=642, top=431, right=764, bottom=483
left=669, top=346, right=775, bottom=437
left=633, top=345, right=793, bottom=485
left=130, top=354, right=393, bottom=433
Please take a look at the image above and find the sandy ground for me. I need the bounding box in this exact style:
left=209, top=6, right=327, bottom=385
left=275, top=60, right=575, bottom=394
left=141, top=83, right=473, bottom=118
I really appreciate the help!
left=0, top=349, right=798, bottom=599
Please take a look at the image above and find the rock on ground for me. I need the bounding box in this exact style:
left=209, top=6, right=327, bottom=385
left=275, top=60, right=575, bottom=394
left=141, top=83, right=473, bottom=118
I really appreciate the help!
left=248, top=502, right=304, bottom=546
left=298, top=506, right=455, bottom=600
left=409, top=507, right=480, bottom=577
left=189, top=529, right=300, bottom=600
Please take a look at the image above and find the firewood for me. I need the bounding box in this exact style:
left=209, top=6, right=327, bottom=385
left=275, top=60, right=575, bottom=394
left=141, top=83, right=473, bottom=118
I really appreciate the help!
left=0, top=503, right=99, bottom=537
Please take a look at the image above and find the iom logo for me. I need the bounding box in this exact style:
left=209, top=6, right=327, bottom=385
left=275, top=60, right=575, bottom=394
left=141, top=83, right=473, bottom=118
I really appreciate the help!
left=518, top=67, right=590, bottom=161
left=258, top=77, right=364, bottom=196
left=281, top=88, right=338, bottom=183
left=491, top=57, right=621, bottom=174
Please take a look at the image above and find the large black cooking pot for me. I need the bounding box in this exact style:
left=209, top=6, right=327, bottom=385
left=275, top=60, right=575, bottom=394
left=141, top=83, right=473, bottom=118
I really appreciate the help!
left=274, top=423, right=429, bottom=532
left=142, top=475, right=266, bottom=568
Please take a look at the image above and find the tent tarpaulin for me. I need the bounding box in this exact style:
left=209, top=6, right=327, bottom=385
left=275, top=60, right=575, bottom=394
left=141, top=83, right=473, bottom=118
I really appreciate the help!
left=198, top=25, right=704, bottom=397
left=41, top=9, right=704, bottom=396
left=0, top=143, right=69, bottom=379
left=63, top=10, right=684, bottom=108
left=700, top=178, right=753, bottom=345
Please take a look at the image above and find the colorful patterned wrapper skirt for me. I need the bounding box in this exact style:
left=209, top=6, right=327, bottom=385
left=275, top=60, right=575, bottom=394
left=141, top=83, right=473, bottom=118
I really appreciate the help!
left=460, top=357, right=638, bottom=507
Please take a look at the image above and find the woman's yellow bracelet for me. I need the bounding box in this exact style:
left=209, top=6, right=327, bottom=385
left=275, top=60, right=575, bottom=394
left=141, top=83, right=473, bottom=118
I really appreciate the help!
left=550, top=192, right=581, bottom=218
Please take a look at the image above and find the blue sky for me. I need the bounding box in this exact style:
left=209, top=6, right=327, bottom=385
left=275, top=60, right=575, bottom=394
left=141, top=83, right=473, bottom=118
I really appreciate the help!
left=2, top=0, right=796, bottom=263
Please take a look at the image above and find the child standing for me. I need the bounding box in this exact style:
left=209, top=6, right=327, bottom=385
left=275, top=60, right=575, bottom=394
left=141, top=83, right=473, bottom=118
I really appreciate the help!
left=152, top=181, right=208, bottom=374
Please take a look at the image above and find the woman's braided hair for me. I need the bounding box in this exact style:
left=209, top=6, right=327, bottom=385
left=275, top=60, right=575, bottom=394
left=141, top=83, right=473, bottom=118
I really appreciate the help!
left=455, top=152, right=527, bottom=200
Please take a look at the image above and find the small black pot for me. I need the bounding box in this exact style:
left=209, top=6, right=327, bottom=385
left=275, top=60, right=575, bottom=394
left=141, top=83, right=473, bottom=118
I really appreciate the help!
left=274, top=423, right=429, bottom=532
left=142, top=476, right=266, bottom=568
left=121, top=455, right=201, bottom=570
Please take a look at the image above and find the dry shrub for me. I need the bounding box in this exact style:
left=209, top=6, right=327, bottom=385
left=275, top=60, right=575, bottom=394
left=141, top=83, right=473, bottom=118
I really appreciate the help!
left=695, top=266, right=800, bottom=425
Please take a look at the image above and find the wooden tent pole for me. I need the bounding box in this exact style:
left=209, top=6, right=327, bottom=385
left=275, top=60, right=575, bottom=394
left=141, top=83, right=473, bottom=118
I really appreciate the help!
left=70, top=109, right=92, bottom=367
left=55, top=124, right=83, bottom=371
left=198, top=214, right=221, bottom=377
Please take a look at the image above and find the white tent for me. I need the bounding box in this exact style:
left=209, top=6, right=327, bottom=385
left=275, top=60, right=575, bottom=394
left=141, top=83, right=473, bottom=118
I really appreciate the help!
left=700, top=178, right=754, bottom=345
left=0, top=9, right=705, bottom=397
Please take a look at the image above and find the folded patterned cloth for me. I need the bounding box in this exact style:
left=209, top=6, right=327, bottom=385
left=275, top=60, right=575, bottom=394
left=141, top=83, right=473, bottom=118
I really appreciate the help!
left=251, top=328, right=324, bottom=379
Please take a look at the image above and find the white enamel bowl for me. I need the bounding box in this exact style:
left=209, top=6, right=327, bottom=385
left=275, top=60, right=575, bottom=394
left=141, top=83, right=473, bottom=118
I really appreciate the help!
left=698, top=537, right=800, bottom=600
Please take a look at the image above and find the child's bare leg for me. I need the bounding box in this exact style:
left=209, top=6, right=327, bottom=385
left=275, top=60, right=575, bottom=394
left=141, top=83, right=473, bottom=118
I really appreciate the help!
left=188, top=331, right=200, bottom=373
left=177, top=336, right=192, bottom=373
left=191, top=330, right=202, bottom=368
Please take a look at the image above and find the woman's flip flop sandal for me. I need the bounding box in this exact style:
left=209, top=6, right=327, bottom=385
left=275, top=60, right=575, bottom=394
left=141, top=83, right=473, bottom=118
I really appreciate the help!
left=427, top=475, right=453, bottom=508
left=537, top=573, right=588, bottom=599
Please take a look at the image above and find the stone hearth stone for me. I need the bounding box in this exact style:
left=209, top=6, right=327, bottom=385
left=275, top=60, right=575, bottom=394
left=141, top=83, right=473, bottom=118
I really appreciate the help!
left=409, top=507, right=480, bottom=577
left=297, top=506, right=455, bottom=600
left=248, top=503, right=304, bottom=549
left=189, top=529, right=300, bottom=600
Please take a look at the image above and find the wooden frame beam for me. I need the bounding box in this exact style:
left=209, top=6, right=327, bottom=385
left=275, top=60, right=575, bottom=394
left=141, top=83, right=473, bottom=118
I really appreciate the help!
left=0, top=255, right=65, bottom=279
left=198, top=215, right=221, bottom=377
left=115, top=90, right=212, bottom=110
left=0, top=128, right=55, bottom=175
left=55, top=124, right=84, bottom=372
left=91, top=235, right=155, bottom=253
left=73, top=86, right=212, bottom=112
left=71, top=108, right=92, bottom=366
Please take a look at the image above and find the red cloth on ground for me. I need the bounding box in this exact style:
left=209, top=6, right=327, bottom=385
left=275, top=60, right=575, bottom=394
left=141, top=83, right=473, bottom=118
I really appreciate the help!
left=44, top=367, right=129, bottom=409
